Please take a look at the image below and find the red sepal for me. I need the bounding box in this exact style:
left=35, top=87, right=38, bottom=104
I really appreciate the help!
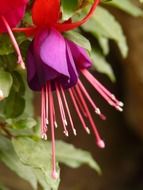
left=12, top=27, right=37, bottom=36
left=32, top=0, right=60, bottom=27
left=55, top=0, right=100, bottom=32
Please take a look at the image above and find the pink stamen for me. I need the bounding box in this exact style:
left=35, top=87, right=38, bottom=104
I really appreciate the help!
left=81, top=69, right=123, bottom=111
left=49, top=82, right=58, bottom=179
left=78, top=80, right=106, bottom=120
left=45, top=83, right=49, bottom=125
left=41, top=87, right=47, bottom=140
left=60, top=85, right=77, bottom=136
left=52, top=100, right=58, bottom=128
left=49, top=84, right=57, bottom=128
left=55, top=83, right=69, bottom=136
left=69, top=88, right=90, bottom=134
left=1, top=16, right=25, bottom=69
left=72, top=88, right=87, bottom=118
left=74, top=85, right=105, bottom=148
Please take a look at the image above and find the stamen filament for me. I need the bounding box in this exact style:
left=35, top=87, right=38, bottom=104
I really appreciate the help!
left=74, top=85, right=105, bottom=148
left=60, top=85, right=77, bottom=136
left=78, top=80, right=106, bottom=120
left=72, top=88, right=87, bottom=118
left=55, top=83, right=68, bottom=136
left=49, top=82, right=58, bottom=179
left=41, top=87, right=47, bottom=140
left=69, top=88, right=89, bottom=134
left=45, top=83, right=49, bottom=126
left=1, top=16, right=25, bottom=69
left=81, top=69, right=123, bottom=111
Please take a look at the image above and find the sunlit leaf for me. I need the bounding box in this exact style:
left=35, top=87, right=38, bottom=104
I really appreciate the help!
left=0, top=136, right=37, bottom=189
left=13, top=138, right=101, bottom=175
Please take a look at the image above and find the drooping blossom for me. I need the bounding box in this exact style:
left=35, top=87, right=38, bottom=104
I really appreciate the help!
left=15, top=0, right=123, bottom=179
left=0, top=0, right=28, bottom=69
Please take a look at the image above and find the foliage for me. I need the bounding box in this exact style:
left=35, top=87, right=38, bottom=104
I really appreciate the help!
left=0, top=0, right=142, bottom=189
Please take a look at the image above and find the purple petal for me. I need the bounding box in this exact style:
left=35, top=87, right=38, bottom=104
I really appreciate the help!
left=59, top=41, right=78, bottom=88
left=27, top=29, right=79, bottom=91
left=26, top=42, right=42, bottom=91
left=66, top=40, right=92, bottom=69
left=34, top=28, right=70, bottom=81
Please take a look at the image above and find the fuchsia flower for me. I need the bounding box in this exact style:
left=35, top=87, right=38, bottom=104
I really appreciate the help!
left=0, top=0, right=28, bottom=69
left=16, top=0, right=123, bottom=179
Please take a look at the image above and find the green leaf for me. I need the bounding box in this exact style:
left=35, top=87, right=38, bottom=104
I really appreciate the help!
left=97, top=37, right=109, bottom=55
left=12, top=71, right=25, bottom=95
left=0, top=34, right=27, bottom=56
left=33, top=169, right=54, bottom=190
left=3, top=71, right=26, bottom=118
left=20, top=72, right=34, bottom=118
left=4, top=90, right=25, bottom=118
left=0, top=70, right=13, bottom=100
left=0, top=135, right=37, bottom=189
left=64, top=31, right=91, bottom=51
left=81, top=6, right=128, bottom=57
left=61, top=0, right=79, bottom=20
left=91, top=49, right=115, bottom=82
left=106, top=0, right=143, bottom=17
left=13, top=138, right=101, bottom=175
left=61, top=0, right=95, bottom=20
left=12, top=138, right=60, bottom=190
left=12, top=118, right=37, bottom=129
left=55, top=141, right=101, bottom=174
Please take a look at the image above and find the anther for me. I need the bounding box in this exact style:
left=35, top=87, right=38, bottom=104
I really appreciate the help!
left=116, top=106, right=123, bottom=112
left=52, top=170, right=58, bottom=180
left=64, top=130, right=69, bottom=137
left=41, top=133, right=47, bottom=140
left=111, top=94, right=116, bottom=100
left=73, top=128, right=77, bottom=136
left=95, top=108, right=101, bottom=115
left=86, top=127, right=90, bottom=134
left=97, top=139, right=105, bottom=149
left=64, top=119, right=68, bottom=126
left=46, top=118, right=49, bottom=125
left=118, top=101, right=124, bottom=107
left=54, top=121, right=58, bottom=128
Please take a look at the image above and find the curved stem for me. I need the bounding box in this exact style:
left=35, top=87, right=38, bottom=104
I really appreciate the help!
left=1, top=16, right=25, bottom=69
